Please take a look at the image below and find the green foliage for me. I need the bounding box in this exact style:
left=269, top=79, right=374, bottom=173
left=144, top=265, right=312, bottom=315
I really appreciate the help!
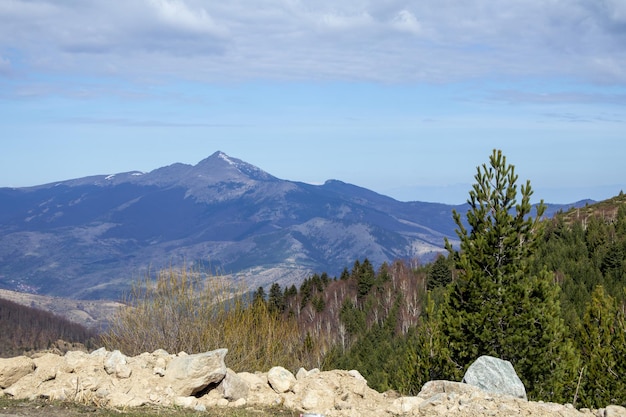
left=390, top=294, right=457, bottom=394
left=538, top=196, right=626, bottom=325
left=427, top=254, right=452, bottom=290
left=331, top=297, right=402, bottom=392
left=356, top=259, right=376, bottom=299
left=268, top=282, right=286, bottom=314
left=253, top=286, right=267, bottom=304
left=575, top=285, right=626, bottom=408
left=339, top=298, right=366, bottom=336
left=440, top=149, right=578, bottom=401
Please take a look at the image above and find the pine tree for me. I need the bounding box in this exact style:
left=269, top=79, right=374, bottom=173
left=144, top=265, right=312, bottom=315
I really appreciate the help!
left=356, top=258, right=376, bottom=300
left=268, top=282, right=285, bottom=314
left=252, top=286, right=266, bottom=304
left=427, top=254, right=452, bottom=290
left=576, top=285, right=626, bottom=408
left=394, top=293, right=456, bottom=394
left=440, top=149, right=578, bottom=401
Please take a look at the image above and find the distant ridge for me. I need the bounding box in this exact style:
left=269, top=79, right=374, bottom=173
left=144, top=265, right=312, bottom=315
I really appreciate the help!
left=0, top=151, right=593, bottom=300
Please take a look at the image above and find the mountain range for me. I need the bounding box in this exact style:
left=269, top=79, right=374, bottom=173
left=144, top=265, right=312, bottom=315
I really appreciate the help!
left=0, top=151, right=589, bottom=300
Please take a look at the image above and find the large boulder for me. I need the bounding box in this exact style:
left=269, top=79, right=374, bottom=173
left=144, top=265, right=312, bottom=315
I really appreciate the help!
left=462, top=355, right=527, bottom=400
left=0, top=356, right=35, bottom=388
left=164, top=349, right=227, bottom=396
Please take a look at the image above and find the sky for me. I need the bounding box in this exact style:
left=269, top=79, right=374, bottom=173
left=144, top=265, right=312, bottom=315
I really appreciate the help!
left=1, top=1, right=625, bottom=204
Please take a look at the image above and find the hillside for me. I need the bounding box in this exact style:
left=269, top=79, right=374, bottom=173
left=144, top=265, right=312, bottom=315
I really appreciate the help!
left=559, top=191, right=626, bottom=225
left=0, top=296, right=96, bottom=357
left=0, top=151, right=459, bottom=300
left=0, top=289, right=123, bottom=330
left=0, top=151, right=593, bottom=300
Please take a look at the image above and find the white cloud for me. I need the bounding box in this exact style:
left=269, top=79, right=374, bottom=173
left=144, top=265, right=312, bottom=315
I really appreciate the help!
left=148, top=0, right=222, bottom=34
left=0, top=0, right=625, bottom=83
left=391, top=10, right=421, bottom=35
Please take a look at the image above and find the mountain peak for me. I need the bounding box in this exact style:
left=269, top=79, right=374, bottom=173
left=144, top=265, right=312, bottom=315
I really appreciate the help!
left=195, top=151, right=276, bottom=182
left=215, top=151, right=236, bottom=166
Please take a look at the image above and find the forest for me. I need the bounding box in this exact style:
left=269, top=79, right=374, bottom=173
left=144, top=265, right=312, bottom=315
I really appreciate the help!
left=245, top=150, right=626, bottom=409
left=0, top=297, right=96, bottom=357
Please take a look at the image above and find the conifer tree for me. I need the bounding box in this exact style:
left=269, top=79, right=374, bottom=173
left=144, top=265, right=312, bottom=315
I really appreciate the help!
left=268, top=282, right=285, bottom=313
left=427, top=254, right=452, bottom=290
left=440, top=149, right=578, bottom=401
left=576, top=285, right=626, bottom=408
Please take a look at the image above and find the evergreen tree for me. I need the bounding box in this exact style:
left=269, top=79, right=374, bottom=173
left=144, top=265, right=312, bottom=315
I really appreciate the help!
left=268, top=282, right=285, bottom=314
left=440, top=149, right=578, bottom=401
left=427, top=254, right=452, bottom=290
left=252, top=286, right=266, bottom=304
left=357, top=258, right=376, bottom=300
left=393, top=294, right=456, bottom=394
left=576, top=285, right=626, bottom=408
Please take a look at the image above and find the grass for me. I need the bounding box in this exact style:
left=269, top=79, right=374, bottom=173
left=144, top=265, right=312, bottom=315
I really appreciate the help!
left=0, top=397, right=299, bottom=417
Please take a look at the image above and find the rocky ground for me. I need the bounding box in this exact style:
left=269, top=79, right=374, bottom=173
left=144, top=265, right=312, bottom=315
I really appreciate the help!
left=1, top=348, right=625, bottom=417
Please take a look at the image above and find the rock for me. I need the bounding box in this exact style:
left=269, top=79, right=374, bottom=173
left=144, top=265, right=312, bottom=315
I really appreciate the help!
left=164, top=348, right=227, bottom=396
left=296, top=367, right=309, bottom=380
left=348, top=369, right=366, bottom=382
left=298, top=379, right=334, bottom=411
left=174, top=396, right=198, bottom=408
left=418, top=380, right=485, bottom=399
left=606, top=405, right=626, bottom=417
left=229, top=397, right=246, bottom=407
left=218, top=368, right=249, bottom=401
left=0, top=356, right=35, bottom=388
left=267, top=366, right=296, bottom=393
left=237, top=371, right=280, bottom=406
left=90, top=347, right=108, bottom=357
left=0, top=348, right=612, bottom=416
left=462, top=355, right=527, bottom=400
left=107, top=392, right=148, bottom=408
left=104, top=350, right=132, bottom=379
left=388, top=396, right=423, bottom=414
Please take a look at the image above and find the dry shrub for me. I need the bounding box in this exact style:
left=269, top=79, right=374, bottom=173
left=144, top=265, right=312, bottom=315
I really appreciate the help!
left=100, top=266, right=309, bottom=372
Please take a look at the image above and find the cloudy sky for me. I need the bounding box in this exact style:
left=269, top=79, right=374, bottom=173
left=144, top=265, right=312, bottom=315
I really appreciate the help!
left=1, top=0, right=625, bottom=204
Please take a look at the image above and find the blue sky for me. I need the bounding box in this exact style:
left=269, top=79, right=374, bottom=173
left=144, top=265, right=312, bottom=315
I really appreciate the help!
left=1, top=1, right=625, bottom=204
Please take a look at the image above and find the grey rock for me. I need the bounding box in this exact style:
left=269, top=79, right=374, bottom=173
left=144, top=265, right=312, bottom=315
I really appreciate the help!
left=218, top=369, right=250, bottom=401
left=462, top=355, right=527, bottom=400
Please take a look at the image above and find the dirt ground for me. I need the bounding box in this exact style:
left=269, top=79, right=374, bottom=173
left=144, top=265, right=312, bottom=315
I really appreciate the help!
left=0, top=397, right=298, bottom=417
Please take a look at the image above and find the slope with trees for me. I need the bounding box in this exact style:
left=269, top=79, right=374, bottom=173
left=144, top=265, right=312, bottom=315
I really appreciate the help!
left=0, top=297, right=96, bottom=357
left=99, top=149, right=626, bottom=408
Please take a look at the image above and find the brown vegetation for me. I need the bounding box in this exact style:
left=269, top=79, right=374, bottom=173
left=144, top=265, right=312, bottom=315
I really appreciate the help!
left=0, top=297, right=96, bottom=357
left=100, top=266, right=312, bottom=372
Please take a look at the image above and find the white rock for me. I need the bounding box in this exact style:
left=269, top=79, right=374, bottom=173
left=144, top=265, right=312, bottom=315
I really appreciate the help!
left=164, top=348, right=227, bottom=396
left=267, top=366, right=296, bottom=393
left=104, top=350, right=132, bottom=379
left=606, top=405, right=626, bottom=417
left=0, top=356, right=35, bottom=389
left=174, top=396, right=197, bottom=408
